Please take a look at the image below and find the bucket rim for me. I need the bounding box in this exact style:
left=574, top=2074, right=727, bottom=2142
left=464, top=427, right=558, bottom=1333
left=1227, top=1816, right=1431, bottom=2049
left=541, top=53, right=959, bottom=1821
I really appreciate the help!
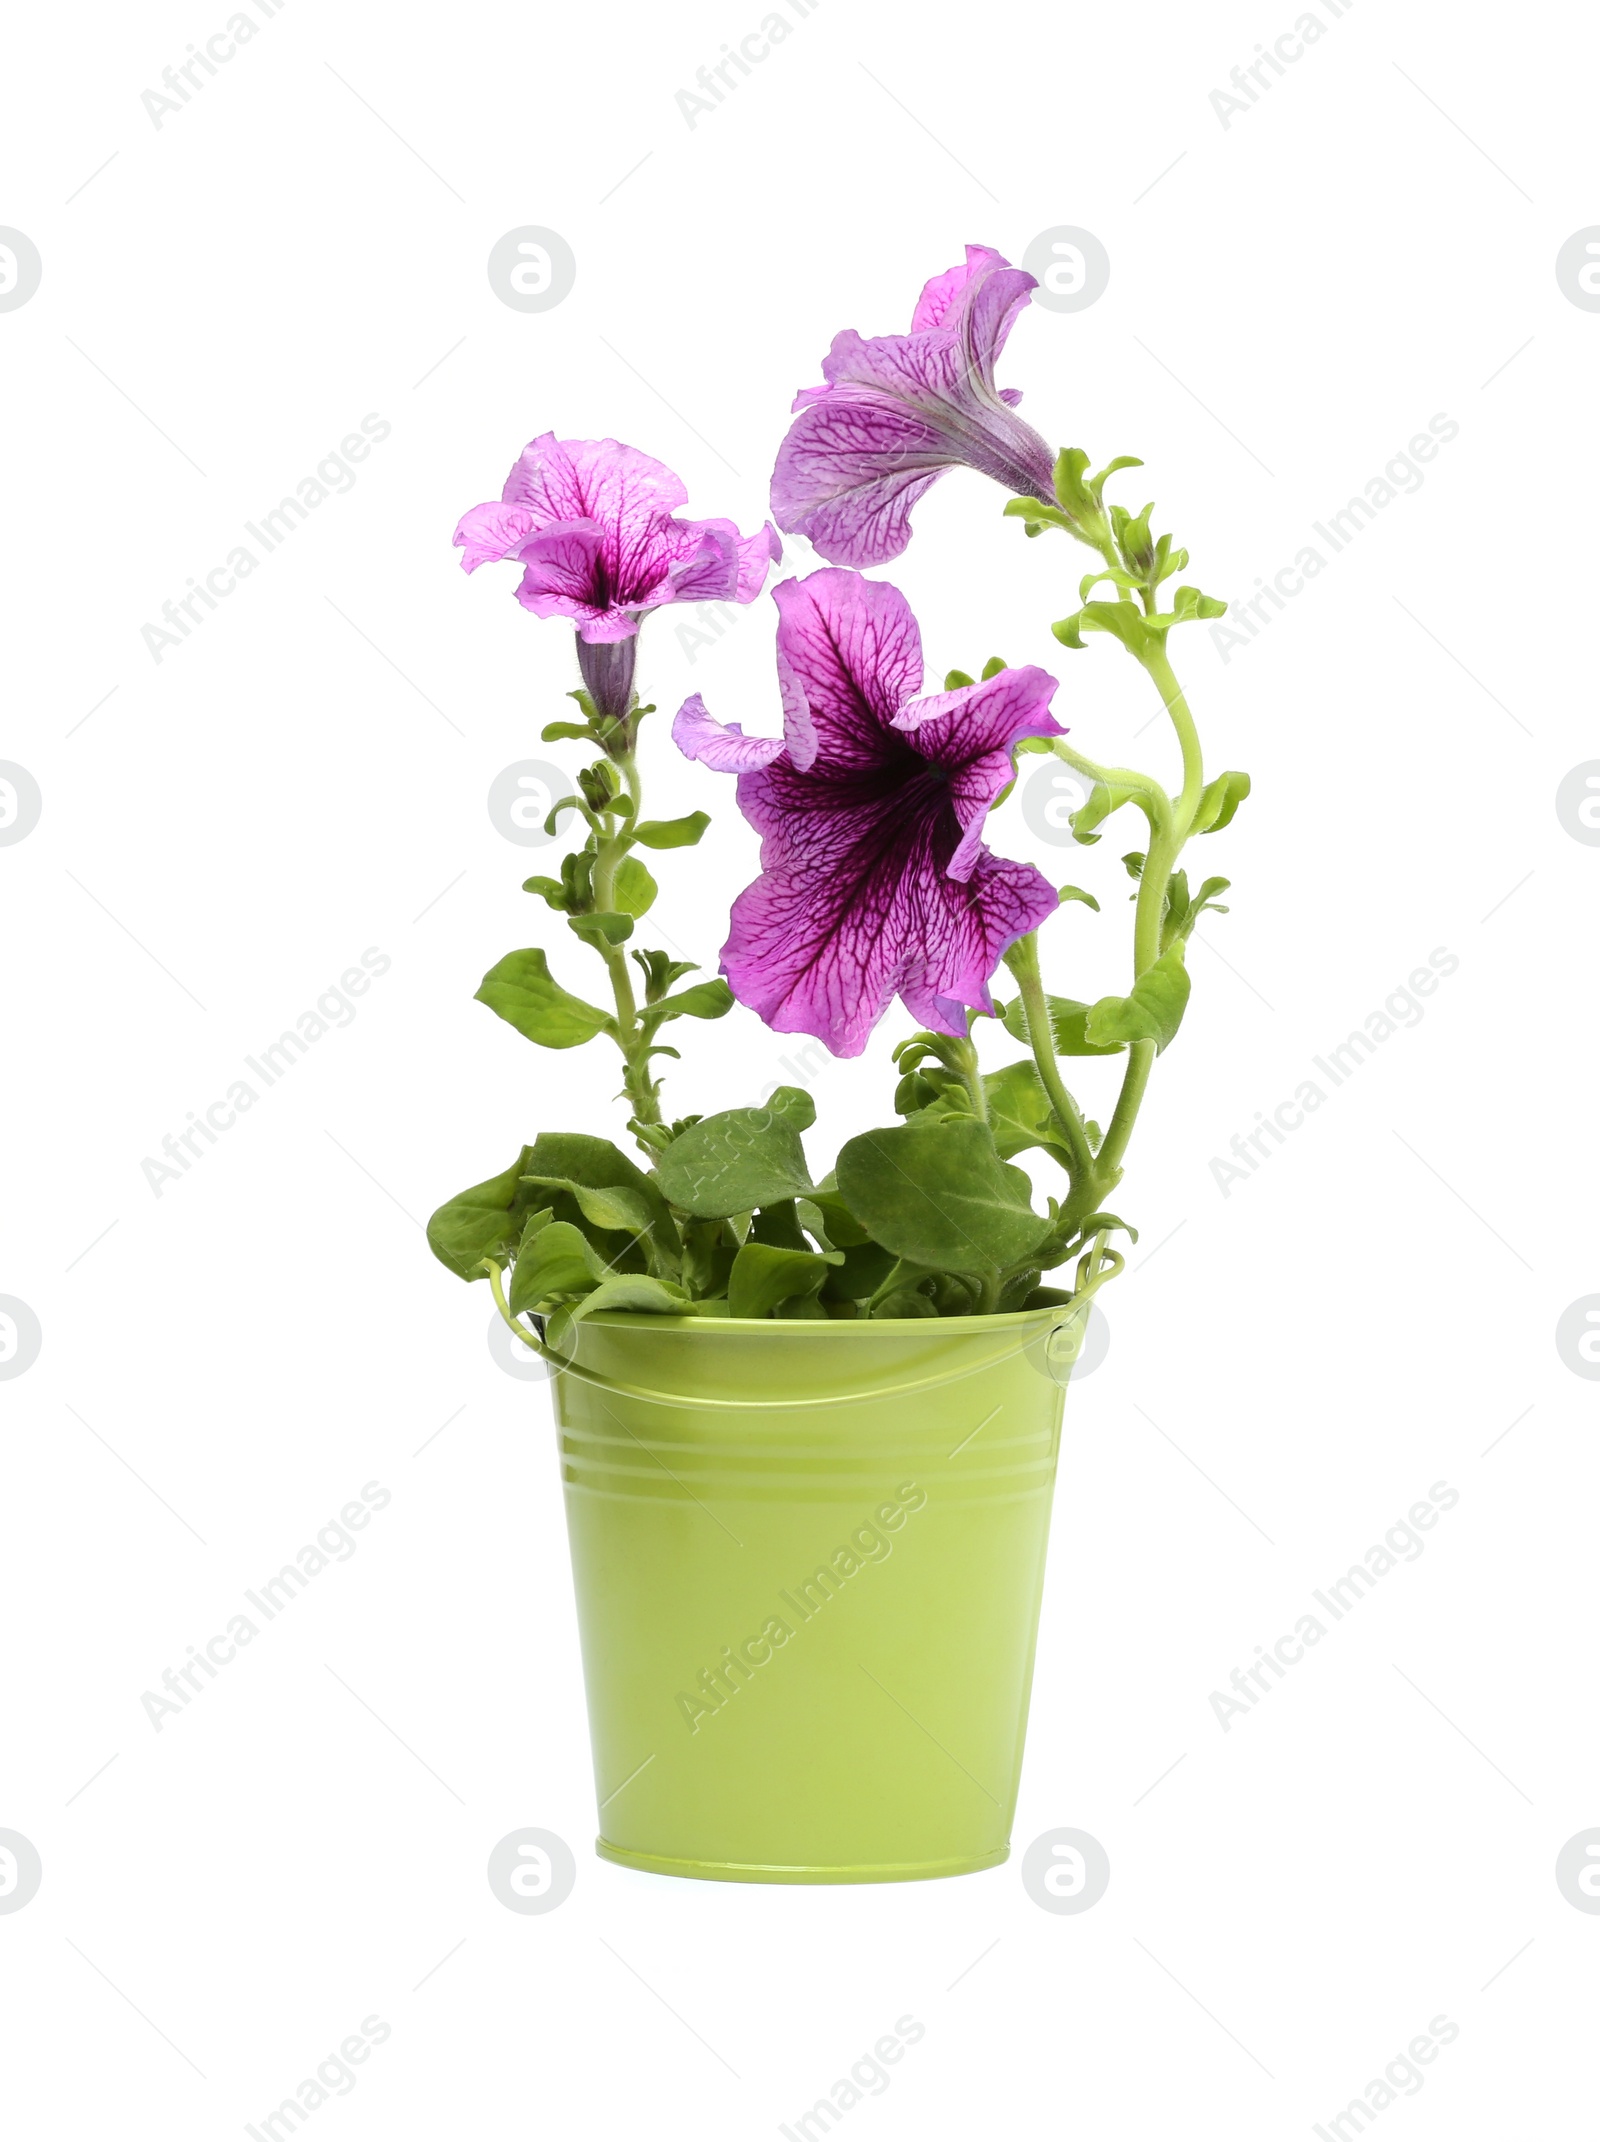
left=565, top=1304, right=1074, bottom=1339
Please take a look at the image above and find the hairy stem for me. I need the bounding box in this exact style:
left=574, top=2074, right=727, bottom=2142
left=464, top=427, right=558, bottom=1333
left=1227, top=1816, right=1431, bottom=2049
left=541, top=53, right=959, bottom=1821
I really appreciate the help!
left=588, top=751, right=662, bottom=1136
left=1003, top=934, right=1095, bottom=1187
left=1094, top=639, right=1203, bottom=1183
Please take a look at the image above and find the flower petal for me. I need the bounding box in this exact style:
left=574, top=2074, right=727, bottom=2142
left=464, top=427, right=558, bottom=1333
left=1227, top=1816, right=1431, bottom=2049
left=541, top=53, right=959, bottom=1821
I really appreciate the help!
left=736, top=521, right=783, bottom=601
left=775, top=650, right=817, bottom=772
left=770, top=398, right=949, bottom=567
left=769, top=249, right=1055, bottom=567
left=896, top=667, right=1065, bottom=878
left=894, top=665, right=1064, bottom=764
left=662, top=524, right=743, bottom=605
left=511, top=521, right=645, bottom=640
left=454, top=500, right=537, bottom=571
left=771, top=570, right=923, bottom=767
left=898, top=848, right=1061, bottom=1036
left=672, top=695, right=787, bottom=772
left=908, top=243, right=1011, bottom=333
left=502, top=435, right=690, bottom=606
left=719, top=760, right=1057, bottom=1056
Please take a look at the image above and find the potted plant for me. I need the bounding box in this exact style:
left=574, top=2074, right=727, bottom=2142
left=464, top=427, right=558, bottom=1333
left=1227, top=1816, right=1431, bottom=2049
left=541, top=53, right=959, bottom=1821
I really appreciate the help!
left=428, top=245, right=1249, bottom=1883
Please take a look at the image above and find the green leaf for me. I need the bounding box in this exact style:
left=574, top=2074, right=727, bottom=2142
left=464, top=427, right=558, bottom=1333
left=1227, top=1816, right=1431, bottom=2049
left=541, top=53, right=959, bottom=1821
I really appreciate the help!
left=893, top=1069, right=940, bottom=1115
left=555, top=1274, right=691, bottom=1325
left=540, top=720, right=594, bottom=742
left=1162, top=870, right=1230, bottom=951
left=1079, top=600, right=1161, bottom=658
left=1002, top=494, right=1070, bottom=537
left=1190, top=768, right=1251, bottom=836
left=1083, top=944, right=1191, bottom=1052
left=1071, top=780, right=1146, bottom=842
left=475, top=950, right=614, bottom=1050
left=1052, top=448, right=1105, bottom=535
left=835, top=1118, right=1050, bottom=1275
left=1170, top=584, right=1229, bottom=624
left=1090, top=453, right=1144, bottom=491
left=980, top=655, right=1008, bottom=680
left=521, top=874, right=567, bottom=908
left=1079, top=566, right=1143, bottom=601
left=509, top=1220, right=604, bottom=1314
left=644, top=978, right=736, bottom=1026
left=680, top=1218, right=738, bottom=1299
left=979, top=1061, right=1078, bottom=1164
left=567, top=910, right=633, bottom=950
left=652, top=1094, right=814, bottom=1218
left=1000, top=996, right=1125, bottom=1058
left=631, top=949, right=699, bottom=1002
left=426, top=1147, right=534, bottom=1279
left=1058, top=884, right=1099, bottom=910
left=764, top=1085, right=817, bottom=1131
left=727, top=1242, right=842, bottom=1319
left=872, top=1288, right=940, bottom=1320
left=522, top=1176, right=656, bottom=1243
left=749, top=1200, right=810, bottom=1252
left=943, top=667, right=976, bottom=690
left=613, top=856, right=658, bottom=918
left=1075, top=1209, right=1139, bottom=1245
left=631, top=812, right=711, bottom=850
left=820, top=1240, right=896, bottom=1303
left=524, top=1132, right=680, bottom=1265
left=795, top=1190, right=871, bottom=1250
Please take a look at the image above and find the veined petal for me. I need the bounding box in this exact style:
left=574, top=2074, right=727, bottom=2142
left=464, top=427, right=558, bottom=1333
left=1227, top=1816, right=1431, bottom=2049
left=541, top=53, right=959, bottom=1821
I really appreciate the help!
left=897, top=666, right=1065, bottom=879
left=893, top=664, right=1064, bottom=764
left=454, top=500, right=537, bottom=571
left=720, top=763, right=1057, bottom=1057
left=775, top=650, right=818, bottom=773
left=502, top=433, right=688, bottom=530
left=772, top=570, right=923, bottom=767
left=736, top=521, right=783, bottom=602
left=662, top=524, right=743, bottom=605
left=770, top=399, right=949, bottom=568
left=909, top=243, right=1010, bottom=333
left=769, top=248, right=1055, bottom=567
left=513, top=519, right=608, bottom=599
left=898, top=848, right=1061, bottom=1036
left=502, top=434, right=689, bottom=605
left=673, top=695, right=787, bottom=772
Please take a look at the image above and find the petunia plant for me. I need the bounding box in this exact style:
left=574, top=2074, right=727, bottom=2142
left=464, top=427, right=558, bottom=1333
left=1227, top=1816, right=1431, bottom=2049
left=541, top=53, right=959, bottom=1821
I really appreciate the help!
left=428, top=247, right=1250, bottom=1349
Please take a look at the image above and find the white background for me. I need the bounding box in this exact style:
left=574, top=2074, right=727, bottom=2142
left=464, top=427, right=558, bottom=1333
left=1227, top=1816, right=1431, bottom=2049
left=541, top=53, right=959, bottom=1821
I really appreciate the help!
left=3, top=0, right=1597, bottom=2134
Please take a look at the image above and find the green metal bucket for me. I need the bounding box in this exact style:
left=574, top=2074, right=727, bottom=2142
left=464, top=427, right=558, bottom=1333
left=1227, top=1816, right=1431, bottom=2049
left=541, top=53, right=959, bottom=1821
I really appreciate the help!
left=551, top=1306, right=1078, bottom=1884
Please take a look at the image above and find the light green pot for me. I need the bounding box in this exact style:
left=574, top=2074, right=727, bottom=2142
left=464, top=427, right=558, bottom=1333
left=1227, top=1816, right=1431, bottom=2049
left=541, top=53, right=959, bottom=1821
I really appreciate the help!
left=551, top=1306, right=1080, bottom=1885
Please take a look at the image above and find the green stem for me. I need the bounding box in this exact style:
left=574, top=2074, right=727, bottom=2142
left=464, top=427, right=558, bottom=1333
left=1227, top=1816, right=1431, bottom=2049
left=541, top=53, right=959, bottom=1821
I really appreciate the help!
left=948, top=1039, right=988, bottom=1126
left=589, top=751, right=662, bottom=1134
left=1049, top=739, right=1171, bottom=838
left=1002, top=935, right=1094, bottom=1188
left=1094, top=639, right=1202, bottom=1183
left=1142, top=644, right=1205, bottom=837
left=481, top=1258, right=550, bottom=1358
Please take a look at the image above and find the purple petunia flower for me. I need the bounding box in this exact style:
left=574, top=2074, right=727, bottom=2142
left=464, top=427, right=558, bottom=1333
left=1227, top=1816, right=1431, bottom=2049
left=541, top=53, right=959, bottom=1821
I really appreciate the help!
left=673, top=568, right=1064, bottom=1057
left=455, top=434, right=779, bottom=715
left=769, top=246, right=1057, bottom=570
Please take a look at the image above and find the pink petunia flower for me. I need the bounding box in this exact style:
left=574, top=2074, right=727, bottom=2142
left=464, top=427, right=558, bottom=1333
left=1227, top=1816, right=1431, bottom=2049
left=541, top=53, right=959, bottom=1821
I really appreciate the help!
left=673, top=568, right=1064, bottom=1057
left=456, top=434, right=779, bottom=714
left=769, top=246, right=1056, bottom=569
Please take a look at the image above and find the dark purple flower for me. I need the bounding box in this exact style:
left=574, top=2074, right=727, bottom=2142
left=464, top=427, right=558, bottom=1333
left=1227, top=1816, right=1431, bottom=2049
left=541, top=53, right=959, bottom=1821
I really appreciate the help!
left=769, top=246, right=1056, bottom=569
left=455, top=434, right=779, bottom=708
left=673, top=568, right=1063, bottom=1057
